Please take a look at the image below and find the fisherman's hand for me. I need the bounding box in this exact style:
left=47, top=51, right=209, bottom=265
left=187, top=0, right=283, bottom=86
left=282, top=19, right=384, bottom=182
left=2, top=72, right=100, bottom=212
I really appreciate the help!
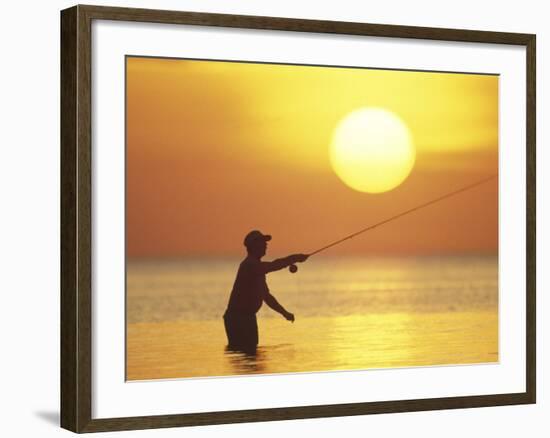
left=283, top=311, right=295, bottom=323
left=295, top=254, right=309, bottom=263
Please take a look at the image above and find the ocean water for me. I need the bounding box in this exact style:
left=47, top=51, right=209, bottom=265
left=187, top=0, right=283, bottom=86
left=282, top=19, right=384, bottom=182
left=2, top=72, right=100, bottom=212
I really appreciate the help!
left=126, top=255, right=498, bottom=380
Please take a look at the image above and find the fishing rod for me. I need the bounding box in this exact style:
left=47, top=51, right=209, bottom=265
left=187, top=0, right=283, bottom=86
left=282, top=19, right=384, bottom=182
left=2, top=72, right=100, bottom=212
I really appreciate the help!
left=288, top=174, right=497, bottom=273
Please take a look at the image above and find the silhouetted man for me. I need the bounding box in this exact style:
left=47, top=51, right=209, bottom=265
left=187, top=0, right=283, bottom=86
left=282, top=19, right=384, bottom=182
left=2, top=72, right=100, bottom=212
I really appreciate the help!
left=223, top=230, right=308, bottom=352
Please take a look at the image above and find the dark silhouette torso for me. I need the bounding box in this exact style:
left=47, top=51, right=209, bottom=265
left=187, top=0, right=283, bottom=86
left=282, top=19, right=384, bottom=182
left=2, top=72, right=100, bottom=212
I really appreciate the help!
left=226, top=256, right=268, bottom=315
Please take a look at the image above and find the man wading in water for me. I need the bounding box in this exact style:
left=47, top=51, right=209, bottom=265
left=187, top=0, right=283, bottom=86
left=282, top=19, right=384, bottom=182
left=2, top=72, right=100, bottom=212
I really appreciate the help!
left=223, top=230, right=309, bottom=352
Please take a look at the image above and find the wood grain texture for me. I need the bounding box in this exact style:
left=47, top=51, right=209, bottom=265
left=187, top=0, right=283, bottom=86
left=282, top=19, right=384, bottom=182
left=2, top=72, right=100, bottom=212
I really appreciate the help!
left=60, top=4, right=537, bottom=433
left=60, top=5, right=78, bottom=432
left=79, top=3, right=534, bottom=44
left=77, top=4, right=93, bottom=432
left=525, top=34, right=536, bottom=404
left=80, top=393, right=534, bottom=433
left=61, top=5, right=93, bottom=432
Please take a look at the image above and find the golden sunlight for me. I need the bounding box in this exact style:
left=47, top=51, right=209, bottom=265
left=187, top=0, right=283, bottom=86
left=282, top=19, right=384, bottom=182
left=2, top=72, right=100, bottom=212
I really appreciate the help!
left=330, top=107, right=416, bottom=193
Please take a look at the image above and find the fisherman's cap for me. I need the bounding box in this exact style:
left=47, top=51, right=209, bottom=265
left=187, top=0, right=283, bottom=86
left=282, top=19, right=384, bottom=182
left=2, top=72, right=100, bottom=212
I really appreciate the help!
left=244, top=230, right=272, bottom=247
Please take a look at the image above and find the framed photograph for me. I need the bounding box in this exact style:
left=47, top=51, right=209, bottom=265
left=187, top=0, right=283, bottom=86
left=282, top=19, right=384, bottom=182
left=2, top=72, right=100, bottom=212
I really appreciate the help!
left=60, top=4, right=536, bottom=433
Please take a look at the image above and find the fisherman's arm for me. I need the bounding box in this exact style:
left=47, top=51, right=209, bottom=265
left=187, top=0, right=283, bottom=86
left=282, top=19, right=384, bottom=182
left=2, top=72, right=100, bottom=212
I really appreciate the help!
left=261, top=254, right=309, bottom=273
left=264, top=292, right=294, bottom=322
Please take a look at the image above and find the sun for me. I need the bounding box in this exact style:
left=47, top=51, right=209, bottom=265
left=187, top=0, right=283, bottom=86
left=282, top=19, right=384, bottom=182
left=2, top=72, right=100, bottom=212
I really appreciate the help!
left=330, top=107, right=415, bottom=193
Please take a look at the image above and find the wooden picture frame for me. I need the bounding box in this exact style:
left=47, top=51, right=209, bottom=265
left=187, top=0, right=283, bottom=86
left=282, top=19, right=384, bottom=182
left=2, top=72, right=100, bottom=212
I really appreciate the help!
left=61, top=4, right=536, bottom=433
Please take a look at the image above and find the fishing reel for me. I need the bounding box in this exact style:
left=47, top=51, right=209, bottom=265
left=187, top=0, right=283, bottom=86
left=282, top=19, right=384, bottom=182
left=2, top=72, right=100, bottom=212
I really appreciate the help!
left=289, top=264, right=298, bottom=274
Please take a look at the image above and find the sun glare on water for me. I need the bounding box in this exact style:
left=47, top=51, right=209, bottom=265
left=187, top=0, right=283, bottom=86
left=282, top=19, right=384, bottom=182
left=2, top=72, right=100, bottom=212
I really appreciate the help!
left=330, top=107, right=416, bottom=193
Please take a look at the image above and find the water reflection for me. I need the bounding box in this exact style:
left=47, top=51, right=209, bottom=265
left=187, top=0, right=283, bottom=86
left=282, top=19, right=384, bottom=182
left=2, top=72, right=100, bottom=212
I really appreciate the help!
left=224, top=345, right=267, bottom=375
left=125, top=255, right=498, bottom=380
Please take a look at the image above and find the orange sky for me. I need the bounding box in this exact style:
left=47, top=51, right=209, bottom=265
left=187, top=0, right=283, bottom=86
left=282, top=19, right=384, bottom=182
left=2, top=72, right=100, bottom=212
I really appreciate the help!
left=126, top=57, right=498, bottom=258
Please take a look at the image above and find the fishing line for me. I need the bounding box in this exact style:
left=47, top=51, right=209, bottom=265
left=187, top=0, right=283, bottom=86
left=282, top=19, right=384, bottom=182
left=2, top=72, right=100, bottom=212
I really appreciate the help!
left=289, top=174, right=497, bottom=273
